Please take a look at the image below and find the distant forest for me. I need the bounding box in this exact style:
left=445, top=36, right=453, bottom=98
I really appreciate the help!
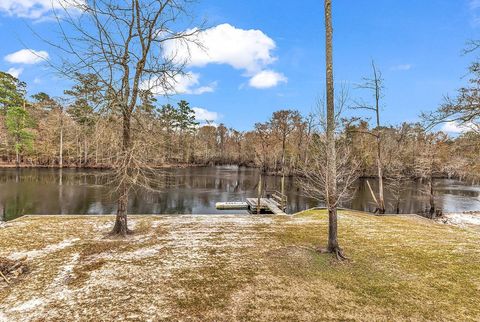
left=0, top=67, right=479, bottom=184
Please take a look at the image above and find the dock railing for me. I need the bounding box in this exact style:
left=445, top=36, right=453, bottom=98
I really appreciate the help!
left=265, top=190, right=287, bottom=210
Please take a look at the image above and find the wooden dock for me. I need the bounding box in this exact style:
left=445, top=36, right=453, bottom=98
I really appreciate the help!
left=246, top=198, right=286, bottom=215
left=215, top=191, right=288, bottom=215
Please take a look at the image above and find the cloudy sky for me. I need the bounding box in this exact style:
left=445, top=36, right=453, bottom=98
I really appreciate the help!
left=0, top=0, right=477, bottom=131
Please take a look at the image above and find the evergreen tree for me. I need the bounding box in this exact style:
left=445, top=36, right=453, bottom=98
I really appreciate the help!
left=6, top=105, right=34, bottom=166
left=176, top=100, right=198, bottom=131
left=0, top=71, right=26, bottom=114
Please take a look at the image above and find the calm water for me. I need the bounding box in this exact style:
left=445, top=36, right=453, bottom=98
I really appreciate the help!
left=0, top=166, right=479, bottom=221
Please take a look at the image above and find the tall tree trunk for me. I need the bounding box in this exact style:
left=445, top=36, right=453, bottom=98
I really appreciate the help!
left=373, top=62, right=385, bottom=214
left=376, top=139, right=385, bottom=213
left=77, top=135, right=82, bottom=166
left=281, top=136, right=286, bottom=205
left=84, top=131, right=88, bottom=165
left=15, top=132, right=20, bottom=167
left=325, top=0, right=344, bottom=258
left=429, top=176, right=435, bottom=218
left=111, top=111, right=131, bottom=235
left=59, top=110, right=63, bottom=168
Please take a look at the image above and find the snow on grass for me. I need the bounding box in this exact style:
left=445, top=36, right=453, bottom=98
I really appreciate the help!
left=91, top=221, right=113, bottom=232
left=9, top=298, right=44, bottom=312
left=1, top=213, right=480, bottom=321
left=442, top=212, right=480, bottom=226
left=8, top=238, right=80, bottom=261
left=53, top=253, right=80, bottom=286
left=118, top=245, right=165, bottom=261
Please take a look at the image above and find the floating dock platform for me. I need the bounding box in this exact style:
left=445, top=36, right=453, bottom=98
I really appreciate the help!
left=215, top=202, right=249, bottom=210
left=215, top=191, right=287, bottom=215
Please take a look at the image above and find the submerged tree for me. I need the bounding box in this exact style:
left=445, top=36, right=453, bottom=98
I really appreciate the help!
left=351, top=61, right=386, bottom=214
left=270, top=109, right=301, bottom=205
left=414, top=133, right=445, bottom=218
left=51, top=0, right=200, bottom=235
left=384, top=161, right=408, bottom=214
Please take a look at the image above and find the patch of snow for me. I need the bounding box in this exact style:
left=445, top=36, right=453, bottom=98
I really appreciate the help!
left=53, top=253, right=80, bottom=286
left=128, top=220, right=138, bottom=229
left=287, top=218, right=321, bottom=225
left=79, top=267, right=127, bottom=290
left=443, top=213, right=480, bottom=226
left=10, top=298, right=44, bottom=312
left=0, top=221, right=28, bottom=229
left=9, top=238, right=80, bottom=260
left=91, top=221, right=113, bottom=232
left=119, top=245, right=164, bottom=260
left=151, top=220, right=163, bottom=229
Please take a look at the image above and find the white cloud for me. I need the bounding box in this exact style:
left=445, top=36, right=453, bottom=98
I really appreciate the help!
left=469, top=0, right=480, bottom=26
left=193, top=107, right=218, bottom=122
left=441, top=121, right=472, bottom=134
left=199, top=122, right=219, bottom=128
left=248, top=70, right=287, bottom=89
left=0, top=0, right=82, bottom=20
left=164, top=23, right=288, bottom=89
left=470, top=0, right=480, bottom=9
left=164, top=23, right=277, bottom=75
left=143, top=72, right=216, bottom=96
left=390, top=64, right=412, bottom=71
left=7, top=67, right=23, bottom=78
left=5, top=49, right=49, bottom=64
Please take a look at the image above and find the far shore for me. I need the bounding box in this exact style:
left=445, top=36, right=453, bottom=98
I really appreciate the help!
left=0, top=163, right=206, bottom=170
left=0, top=163, right=472, bottom=182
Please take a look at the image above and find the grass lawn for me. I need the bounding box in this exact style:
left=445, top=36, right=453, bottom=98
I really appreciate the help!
left=0, top=211, right=479, bottom=321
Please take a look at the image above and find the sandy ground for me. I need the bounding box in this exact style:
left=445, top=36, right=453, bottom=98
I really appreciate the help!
left=0, top=212, right=479, bottom=321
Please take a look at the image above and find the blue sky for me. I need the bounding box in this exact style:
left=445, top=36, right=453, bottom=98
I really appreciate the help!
left=0, top=0, right=477, bottom=131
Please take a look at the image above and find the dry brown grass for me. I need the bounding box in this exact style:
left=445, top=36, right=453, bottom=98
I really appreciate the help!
left=0, top=212, right=479, bottom=321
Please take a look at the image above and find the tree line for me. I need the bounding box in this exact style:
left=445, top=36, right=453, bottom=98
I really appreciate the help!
left=0, top=70, right=478, bottom=184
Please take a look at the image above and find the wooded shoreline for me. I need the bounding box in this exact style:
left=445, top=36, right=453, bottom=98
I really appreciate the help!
left=0, top=162, right=475, bottom=183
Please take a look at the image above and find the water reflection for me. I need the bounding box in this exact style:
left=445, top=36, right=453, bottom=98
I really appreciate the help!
left=0, top=167, right=479, bottom=220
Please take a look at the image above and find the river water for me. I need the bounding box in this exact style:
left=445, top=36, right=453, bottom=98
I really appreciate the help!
left=0, top=166, right=479, bottom=220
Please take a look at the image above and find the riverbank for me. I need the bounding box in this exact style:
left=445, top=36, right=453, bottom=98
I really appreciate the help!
left=0, top=162, right=207, bottom=169
left=1, top=210, right=479, bottom=321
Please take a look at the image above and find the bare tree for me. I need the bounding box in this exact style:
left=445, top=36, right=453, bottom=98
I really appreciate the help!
left=298, top=81, right=358, bottom=259
left=270, top=109, right=301, bottom=205
left=414, top=133, right=444, bottom=218
left=383, top=125, right=410, bottom=214
left=421, top=62, right=480, bottom=134
left=49, top=0, right=201, bottom=235
left=298, top=136, right=360, bottom=216
left=384, top=161, right=408, bottom=214
left=352, top=61, right=386, bottom=214
left=254, top=122, right=272, bottom=173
